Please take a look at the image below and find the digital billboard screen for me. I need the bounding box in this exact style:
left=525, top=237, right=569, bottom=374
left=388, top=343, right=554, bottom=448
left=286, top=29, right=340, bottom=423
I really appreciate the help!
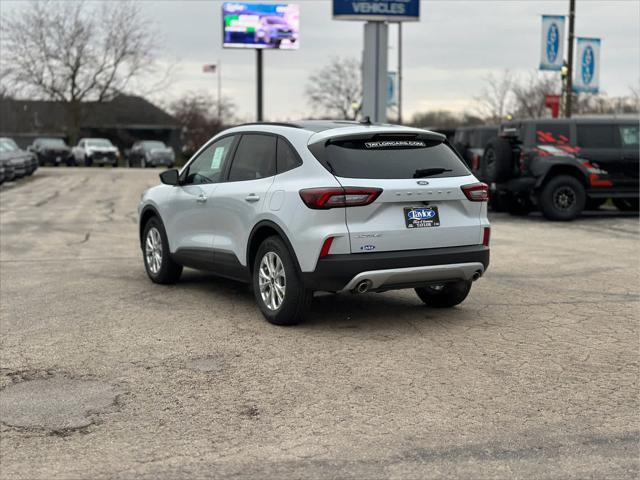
left=223, top=3, right=299, bottom=50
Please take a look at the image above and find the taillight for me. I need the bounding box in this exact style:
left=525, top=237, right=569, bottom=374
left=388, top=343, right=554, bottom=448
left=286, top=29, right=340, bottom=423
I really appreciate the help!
left=299, top=187, right=382, bottom=209
left=482, top=227, right=491, bottom=246
left=461, top=183, right=489, bottom=202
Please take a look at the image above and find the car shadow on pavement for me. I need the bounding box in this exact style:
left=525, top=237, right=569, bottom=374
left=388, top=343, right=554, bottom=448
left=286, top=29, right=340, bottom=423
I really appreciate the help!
left=175, top=269, right=477, bottom=331
left=489, top=209, right=639, bottom=223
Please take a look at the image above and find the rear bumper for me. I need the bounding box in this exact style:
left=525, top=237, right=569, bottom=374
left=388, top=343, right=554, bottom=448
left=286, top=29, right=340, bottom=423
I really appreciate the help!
left=302, top=245, right=490, bottom=292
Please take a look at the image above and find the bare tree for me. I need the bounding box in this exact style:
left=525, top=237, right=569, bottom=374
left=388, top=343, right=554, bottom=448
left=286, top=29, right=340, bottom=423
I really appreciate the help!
left=409, top=110, right=484, bottom=129
left=169, top=91, right=238, bottom=157
left=474, top=70, right=514, bottom=122
left=511, top=71, right=562, bottom=119
left=305, top=56, right=362, bottom=120
left=1, top=0, right=160, bottom=141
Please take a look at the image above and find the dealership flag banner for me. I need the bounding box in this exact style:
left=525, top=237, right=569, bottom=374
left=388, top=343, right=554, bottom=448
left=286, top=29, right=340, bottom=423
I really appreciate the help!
left=387, top=72, right=397, bottom=107
left=573, top=37, right=601, bottom=93
left=540, top=15, right=565, bottom=71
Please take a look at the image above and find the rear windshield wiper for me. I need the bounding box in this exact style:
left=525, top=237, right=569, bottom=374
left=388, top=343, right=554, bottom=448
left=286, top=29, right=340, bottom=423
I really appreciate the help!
left=413, top=168, right=452, bottom=178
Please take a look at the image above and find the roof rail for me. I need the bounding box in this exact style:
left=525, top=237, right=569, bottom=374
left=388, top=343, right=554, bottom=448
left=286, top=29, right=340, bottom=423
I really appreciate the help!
left=237, top=122, right=303, bottom=129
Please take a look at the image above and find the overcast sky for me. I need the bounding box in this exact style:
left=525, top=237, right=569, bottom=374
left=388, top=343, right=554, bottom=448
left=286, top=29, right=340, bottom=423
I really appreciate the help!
left=5, top=0, right=640, bottom=121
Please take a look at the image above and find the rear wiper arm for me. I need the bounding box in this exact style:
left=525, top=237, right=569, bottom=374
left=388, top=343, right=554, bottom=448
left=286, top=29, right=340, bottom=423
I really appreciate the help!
left=413, top=168, right=452, bottom=178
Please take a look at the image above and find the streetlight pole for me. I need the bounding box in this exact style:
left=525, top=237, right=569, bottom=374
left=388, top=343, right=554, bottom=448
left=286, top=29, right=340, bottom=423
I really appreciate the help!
left=565, top=0, right=576, bottom=117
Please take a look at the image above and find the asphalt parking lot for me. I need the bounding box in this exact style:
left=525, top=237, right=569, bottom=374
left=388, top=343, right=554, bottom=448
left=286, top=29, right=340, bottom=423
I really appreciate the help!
left=0, top=168, right=638, bottom=479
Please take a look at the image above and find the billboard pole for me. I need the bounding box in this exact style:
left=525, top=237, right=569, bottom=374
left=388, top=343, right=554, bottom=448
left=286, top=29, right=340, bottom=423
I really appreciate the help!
left=565, top=0, right=576, bottom=118
left=256, top=49, right=263, bottom=121
left=398, top=22, right=403, bottom=124
left=362, top=21, right=388, bottom=123
left=217, top=59, right=222, bottom=119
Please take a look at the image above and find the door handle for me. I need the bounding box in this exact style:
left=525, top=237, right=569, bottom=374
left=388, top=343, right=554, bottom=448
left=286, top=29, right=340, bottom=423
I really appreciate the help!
left=245, top=194, right=260, bottom=202
left=196, top=194, right=207, bottom=203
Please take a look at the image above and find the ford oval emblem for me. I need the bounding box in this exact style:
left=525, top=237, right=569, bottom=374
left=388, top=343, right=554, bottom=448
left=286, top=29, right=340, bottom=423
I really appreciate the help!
left=416, top=180, right=429, bottom=185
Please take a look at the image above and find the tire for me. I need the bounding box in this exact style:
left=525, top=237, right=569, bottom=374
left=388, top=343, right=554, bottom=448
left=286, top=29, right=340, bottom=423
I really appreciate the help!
left=481, top=137, right=514, bottom=183
left=142, top=217, right=182, bottom=284
left=586, top=198, right=606, bottom=210
left=84, top=155, right=92, bottom=167
left=415, top=280, right=472, bottom=308
left=252, top=236, right=312, bottom=326
left=538, top=175, right=586, bottom=221
left=613, top=198, right=639, bottom=212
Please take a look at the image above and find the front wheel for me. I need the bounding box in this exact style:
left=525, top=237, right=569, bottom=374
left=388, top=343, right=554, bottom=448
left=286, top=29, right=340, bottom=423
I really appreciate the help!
left=538, top=175, right=586, bottom=221
left=252, top=236, right=311, bottom=326
left=415, top=280, right=472, bottom=308
left=142, top=218, right=182, bottom=284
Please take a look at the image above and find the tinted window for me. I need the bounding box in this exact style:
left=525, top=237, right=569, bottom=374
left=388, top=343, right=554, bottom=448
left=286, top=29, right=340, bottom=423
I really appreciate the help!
left=184, top=135, right=235, bottom=185
left=577, top=124, right=616, bottom=148
left=228, top=134, right=276, bottom=182
left=276, top=138, right=301, bottom=173
left=536, top=123, right=571, bottom=144
left=619, top=124, right=639, bottom=148
left=470, top=129, right=497, bottom=148
left=309, top=138, right=469, bottom=179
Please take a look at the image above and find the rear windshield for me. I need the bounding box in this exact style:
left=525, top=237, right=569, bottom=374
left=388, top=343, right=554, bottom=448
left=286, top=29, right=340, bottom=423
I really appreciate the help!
left=40, top=138, right=66, bottom=147
left=309, top=138, right=469, bottom=179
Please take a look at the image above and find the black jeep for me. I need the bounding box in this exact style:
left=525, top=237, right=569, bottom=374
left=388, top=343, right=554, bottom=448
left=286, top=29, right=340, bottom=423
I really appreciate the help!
left=475, top=117, right=639, bottom=220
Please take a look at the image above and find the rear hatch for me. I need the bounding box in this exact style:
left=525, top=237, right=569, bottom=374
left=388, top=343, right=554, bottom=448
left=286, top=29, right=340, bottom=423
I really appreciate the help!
left=309, top=131, right=483, bottom=254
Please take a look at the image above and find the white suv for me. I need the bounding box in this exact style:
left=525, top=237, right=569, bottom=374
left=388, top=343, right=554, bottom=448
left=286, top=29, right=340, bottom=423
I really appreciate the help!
left=138, top=121, right=491, bottom=325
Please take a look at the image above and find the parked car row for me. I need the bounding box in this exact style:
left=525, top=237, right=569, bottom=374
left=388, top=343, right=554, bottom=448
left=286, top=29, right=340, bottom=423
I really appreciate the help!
left=0, top=137, right=38, bottom=185
left=452, top=117, right=639, bottom=220
left=19, top=137, right=175, bottom=168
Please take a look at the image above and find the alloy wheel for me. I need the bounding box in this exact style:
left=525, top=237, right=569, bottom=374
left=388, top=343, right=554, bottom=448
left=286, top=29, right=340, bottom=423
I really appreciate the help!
left=258, top=251, right=286, bottom=311
left=553, top=186, right=576, bottom=211
left=145, top=227, right=163, bottom=274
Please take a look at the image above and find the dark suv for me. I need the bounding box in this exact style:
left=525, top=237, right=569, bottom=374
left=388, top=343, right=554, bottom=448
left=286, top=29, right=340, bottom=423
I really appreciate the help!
left=453, top=126, right=499, bottom=170
left=475, top=117, right=639, bottom=220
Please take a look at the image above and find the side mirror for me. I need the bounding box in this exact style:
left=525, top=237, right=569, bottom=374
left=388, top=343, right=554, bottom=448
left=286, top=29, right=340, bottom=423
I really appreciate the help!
left=159, top=168, right=180, bottom=186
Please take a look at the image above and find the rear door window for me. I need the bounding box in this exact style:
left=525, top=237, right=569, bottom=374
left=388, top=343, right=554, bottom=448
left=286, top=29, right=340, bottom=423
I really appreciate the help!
left=536, top=123, right=571, bottom=144
left=577, top=124, right=617, bottom=148
left=228, top=134, right=276, bottom=182
left=309, top=138, right=469, bottom=179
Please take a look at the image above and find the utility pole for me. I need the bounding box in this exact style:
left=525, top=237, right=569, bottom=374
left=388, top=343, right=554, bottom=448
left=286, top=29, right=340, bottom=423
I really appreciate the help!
left=256, top=49, right=263, bottom=121
left=398, top=22, right=403, bottom=124
left=565, top=0, right=576, bottom=117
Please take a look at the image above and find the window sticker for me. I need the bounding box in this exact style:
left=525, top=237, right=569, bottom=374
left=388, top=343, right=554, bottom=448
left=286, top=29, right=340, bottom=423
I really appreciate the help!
left=364, top=140, right=426, bottom=149
left=211, top=147, right=225, bottom=169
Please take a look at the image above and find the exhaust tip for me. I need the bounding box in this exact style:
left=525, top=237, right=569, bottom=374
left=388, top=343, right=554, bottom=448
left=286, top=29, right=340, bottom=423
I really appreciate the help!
left=354, top=280, right=372, bottom=294
left=472, top=270, right=483, bottom=281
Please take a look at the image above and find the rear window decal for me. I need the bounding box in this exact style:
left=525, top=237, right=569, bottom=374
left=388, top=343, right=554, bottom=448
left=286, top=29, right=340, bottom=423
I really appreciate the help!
left=364, top=141, right=426, bottom=149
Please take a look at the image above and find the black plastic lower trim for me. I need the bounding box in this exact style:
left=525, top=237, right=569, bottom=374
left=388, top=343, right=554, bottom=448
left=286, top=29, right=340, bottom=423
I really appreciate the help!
left=302, top=245, right=490, bottom=292
left=171, top=248, right=249, bottom=283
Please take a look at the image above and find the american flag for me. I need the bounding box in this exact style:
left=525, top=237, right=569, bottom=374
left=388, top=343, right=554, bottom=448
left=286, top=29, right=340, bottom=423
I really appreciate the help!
left=202, top=64, right=217, bottom=73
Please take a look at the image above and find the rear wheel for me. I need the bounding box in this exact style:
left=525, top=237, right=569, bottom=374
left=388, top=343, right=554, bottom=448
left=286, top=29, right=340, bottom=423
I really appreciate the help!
left=142, top=217, right=182, bottom=284
left=415, top=280, right=472, bottom=308
left=613, top=198, right=639, bottom=212
left=538, top=175, right=586, bottom=221
left=252, top=236, right=311, bottom=326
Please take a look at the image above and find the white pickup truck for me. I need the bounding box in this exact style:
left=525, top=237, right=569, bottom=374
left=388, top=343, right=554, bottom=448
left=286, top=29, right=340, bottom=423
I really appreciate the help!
left=72, top=138, right=120, bottom=167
